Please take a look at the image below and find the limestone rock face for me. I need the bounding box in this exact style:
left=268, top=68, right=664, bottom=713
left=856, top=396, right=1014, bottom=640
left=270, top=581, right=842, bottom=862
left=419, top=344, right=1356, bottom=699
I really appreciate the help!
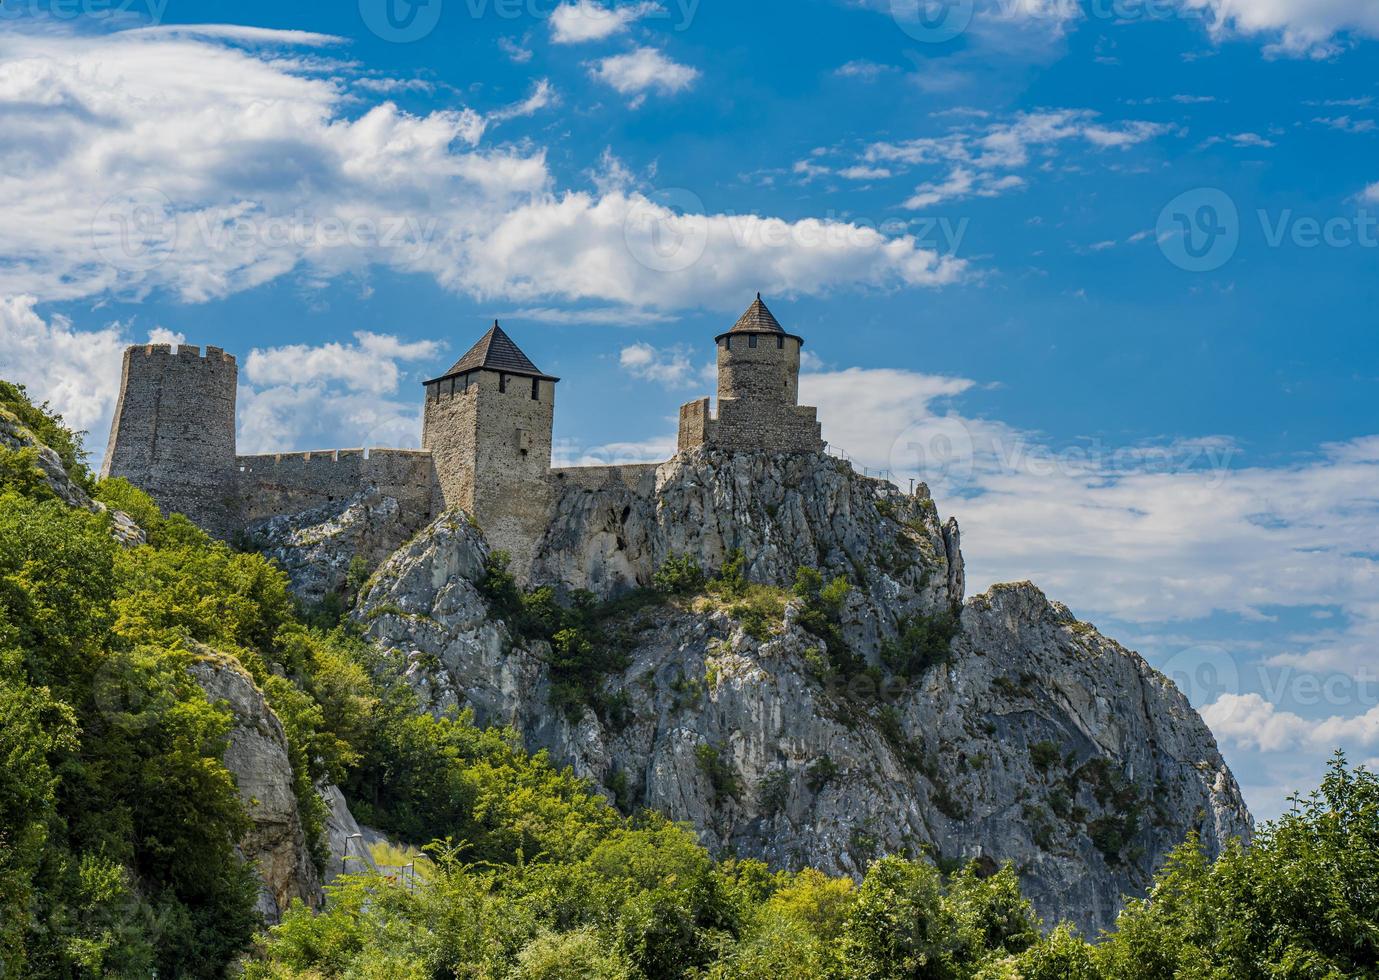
left=189, top=654, right=323, bottom=923
left=535, top=449, right=961, bottom=657
left=249, top=488, right=422, bottom=607
left=1, top=413, right=145, bottom=545
left=357, top=450, right=1252, bottom=934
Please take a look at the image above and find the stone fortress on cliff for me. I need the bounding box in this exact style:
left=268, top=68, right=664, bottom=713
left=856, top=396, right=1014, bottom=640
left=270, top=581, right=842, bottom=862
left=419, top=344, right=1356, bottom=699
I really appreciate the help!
left=101, top=295, right=825, bottom=576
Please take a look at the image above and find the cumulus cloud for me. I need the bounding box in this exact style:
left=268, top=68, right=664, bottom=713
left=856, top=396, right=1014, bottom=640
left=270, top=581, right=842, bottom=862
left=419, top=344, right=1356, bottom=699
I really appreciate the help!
left=1179, top=0, right=1379, bottom=56
left=0, top=26, right=956, bottom=314
left=587, top=46, right=699, bottom=104
left=0, top=296, right=443, bottom=460
left=550, top=1, right=663, bottom=43
left=1202, top=694, right=1379, bottom=752
left=617, top=342, right=712, bottom=386
left=235, top=333, right=443, bottom=454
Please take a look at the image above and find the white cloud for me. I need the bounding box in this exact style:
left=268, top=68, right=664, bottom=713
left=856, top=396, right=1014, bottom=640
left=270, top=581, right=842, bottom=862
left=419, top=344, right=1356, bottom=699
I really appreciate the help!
left=1362, top=183, right=1379, bottom=204
left=550, top=1, right=663, bottom=43
left=861, top=110, right=1170, bottom=208
left=835, top=60, right=894, bottom=80
left=1180, top=0, right=1379, bottom=57
left=618, top=342, right=707, bottom=386
left=487, top=79, right=558, bottom=123
left=243, top=332, right=441, bottom=396
left=1314, top=115, right=1376, bottom=133
left=553, top=434, right=678, bottom=467
left=0, top=25, right=970, bottom=313
left=0, top=296, right=185, bottom=462
left=838, top=165, right=893, bottom=180
left=587, top=46, right=699, bottom=104
left=1203, top=694, right=1379, bottom=752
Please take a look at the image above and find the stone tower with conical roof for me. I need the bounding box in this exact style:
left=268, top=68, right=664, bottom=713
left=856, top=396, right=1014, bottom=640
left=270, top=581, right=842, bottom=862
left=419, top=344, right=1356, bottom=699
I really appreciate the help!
left=678, top=295, right=825, bottom=454
left=422, top=322, right=560, bottom=573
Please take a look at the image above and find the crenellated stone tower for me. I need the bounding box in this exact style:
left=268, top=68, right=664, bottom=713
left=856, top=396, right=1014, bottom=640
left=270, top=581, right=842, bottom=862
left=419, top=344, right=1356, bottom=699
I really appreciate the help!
left=422, top=323, right=559, bottom=576
left=678, top=294, right=824, bottom=454
left=101, top=343, right=240, bottom=539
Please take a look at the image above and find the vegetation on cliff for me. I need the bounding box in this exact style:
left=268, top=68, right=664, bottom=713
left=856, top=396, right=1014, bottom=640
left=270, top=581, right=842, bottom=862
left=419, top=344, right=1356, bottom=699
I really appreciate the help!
left=2, top=382, right=1377, bottom=978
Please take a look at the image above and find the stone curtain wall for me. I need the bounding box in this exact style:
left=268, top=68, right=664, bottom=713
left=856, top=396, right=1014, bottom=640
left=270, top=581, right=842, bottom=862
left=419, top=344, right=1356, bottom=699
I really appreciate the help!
left=549, top=464, right=660, bottom=493
left=237, top=449, right=435, bottom=525
left=677, top=397, right=713, bottom=451
left=101, top=344, right=240, bottom=538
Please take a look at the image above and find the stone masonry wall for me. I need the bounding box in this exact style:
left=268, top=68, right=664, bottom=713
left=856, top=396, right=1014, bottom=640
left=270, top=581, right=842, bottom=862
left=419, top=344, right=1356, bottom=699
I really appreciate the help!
left=549, top=464, right=660, bottom=494
left=101, top=344, right=240, bottom=539
left=472, top=374, right=556, bottom=581
left=677, top=397, right=714, bottom=451
left=422, top=378, right=480, bottom=515
left=237, top=449, right=435, bottom=526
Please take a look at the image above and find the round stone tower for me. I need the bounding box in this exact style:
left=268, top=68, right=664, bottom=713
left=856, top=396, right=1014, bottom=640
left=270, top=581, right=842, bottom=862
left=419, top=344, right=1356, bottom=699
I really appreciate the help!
left=101, top=343, right=240, bottom=538
left=703, top=294, right=823, bottom=453
left=716, top=292, right=804, bottom=407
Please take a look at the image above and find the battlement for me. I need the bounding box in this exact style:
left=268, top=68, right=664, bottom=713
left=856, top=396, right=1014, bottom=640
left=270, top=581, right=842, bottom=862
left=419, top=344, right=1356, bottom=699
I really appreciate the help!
left=131, top=343, right=236, bottom=366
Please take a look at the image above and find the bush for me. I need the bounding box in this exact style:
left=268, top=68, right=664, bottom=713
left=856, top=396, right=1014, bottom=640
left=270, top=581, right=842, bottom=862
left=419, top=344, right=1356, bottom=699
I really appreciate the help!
left=654, top=554, right=706, bottom=595
left=880, top=611, right=959, bottom=680
left=1029, top=740, right=1062, bottom=774
left=696, top=744, right=742, bottom=804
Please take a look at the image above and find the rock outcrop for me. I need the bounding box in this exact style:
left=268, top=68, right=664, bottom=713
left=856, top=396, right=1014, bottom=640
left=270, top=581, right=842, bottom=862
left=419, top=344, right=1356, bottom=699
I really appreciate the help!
left=189, top=654, right=324, bottom=923
left=247, top=488, right=421, bottom=608
left=1, top=412, right=145, bottom=546
left=357, top=449, right=1252, bottom=934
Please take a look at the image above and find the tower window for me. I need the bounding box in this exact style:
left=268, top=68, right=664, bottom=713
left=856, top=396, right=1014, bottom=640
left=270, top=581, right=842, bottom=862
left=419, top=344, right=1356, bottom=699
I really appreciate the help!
left=749, top=335, right=758, bottom=348
left=777, top=336, right=784, bottom=349
left=531, top=378, right=540, bottom=401
left=499, top=374, right=507, bottom=393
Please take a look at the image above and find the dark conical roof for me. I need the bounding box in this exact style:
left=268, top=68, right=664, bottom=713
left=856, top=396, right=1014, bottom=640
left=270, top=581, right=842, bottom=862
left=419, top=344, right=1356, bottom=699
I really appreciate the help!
left=716, top=294, right=804, bottom=345
left=428, top=322, right=558, bottom=383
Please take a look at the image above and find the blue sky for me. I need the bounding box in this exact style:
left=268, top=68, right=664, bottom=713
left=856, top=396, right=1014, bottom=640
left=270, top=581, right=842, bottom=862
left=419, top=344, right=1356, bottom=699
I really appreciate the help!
left=2, top=0, right=1379, bottom=820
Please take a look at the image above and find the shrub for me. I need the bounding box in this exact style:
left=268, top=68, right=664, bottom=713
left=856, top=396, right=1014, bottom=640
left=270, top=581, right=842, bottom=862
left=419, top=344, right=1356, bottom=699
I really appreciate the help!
left=696, top=744, right=741, bottom=804
left=880, top=611, right=959, bottom=680
left=653, top=554, right=705, bottom=595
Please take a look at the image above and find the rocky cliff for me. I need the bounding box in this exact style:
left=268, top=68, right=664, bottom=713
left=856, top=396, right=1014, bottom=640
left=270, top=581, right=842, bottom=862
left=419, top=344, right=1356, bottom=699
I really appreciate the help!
left=354, top=448, right=1252, bottom=934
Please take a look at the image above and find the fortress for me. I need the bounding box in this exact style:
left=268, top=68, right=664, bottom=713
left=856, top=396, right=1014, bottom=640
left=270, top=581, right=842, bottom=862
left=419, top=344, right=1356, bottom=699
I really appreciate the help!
left=101, top=295, right=824, bottom=577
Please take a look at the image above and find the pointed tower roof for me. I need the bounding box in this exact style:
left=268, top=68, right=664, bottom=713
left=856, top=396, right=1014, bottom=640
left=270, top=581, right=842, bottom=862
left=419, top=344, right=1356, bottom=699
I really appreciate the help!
left=716, top=294, right=804, bottom=345
left=428, top=322, right=559, bottom=383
